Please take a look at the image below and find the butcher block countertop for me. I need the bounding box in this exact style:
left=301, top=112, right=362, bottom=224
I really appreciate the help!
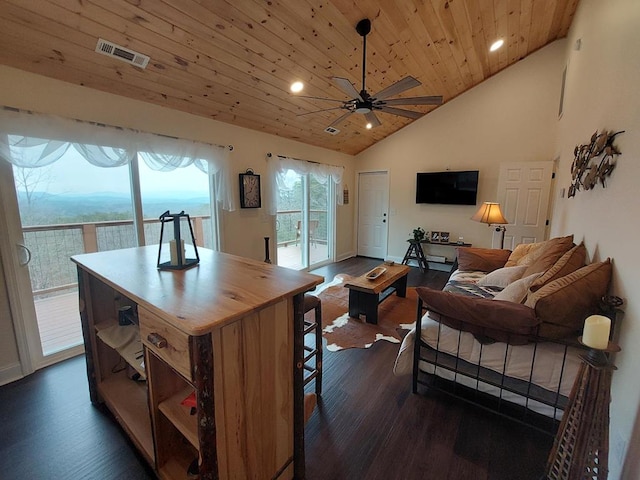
left=72, top=245, right=323, bottom=336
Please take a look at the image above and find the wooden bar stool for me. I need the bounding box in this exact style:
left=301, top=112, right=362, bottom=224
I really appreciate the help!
left=302, top=294, right=323, bottom=396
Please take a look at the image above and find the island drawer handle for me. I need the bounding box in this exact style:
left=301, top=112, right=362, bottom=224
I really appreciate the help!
left=147, top=333, right=168, bottom=349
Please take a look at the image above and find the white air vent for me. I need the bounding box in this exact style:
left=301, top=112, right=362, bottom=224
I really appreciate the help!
left=95, top=38, right=150, bottom=69
left=324, top=126, right=340, bottom=135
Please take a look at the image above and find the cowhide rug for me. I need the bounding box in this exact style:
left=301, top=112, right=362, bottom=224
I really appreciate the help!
left=308, top=274, right=418, bottom=351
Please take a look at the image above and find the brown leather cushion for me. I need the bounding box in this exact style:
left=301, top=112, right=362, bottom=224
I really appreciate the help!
left=525, top=259, right=612, bottom=339
left=416, top=287, right=539, bottom=345
left=520, top=235, right=575, bottom=277
left=529, top=242, right=587, bottom=292
left=303, top=294, right=321, bottom=313
left=455, top=247, right=511, bottom=273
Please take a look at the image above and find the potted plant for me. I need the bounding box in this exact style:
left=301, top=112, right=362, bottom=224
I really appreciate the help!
left=412, top=227, right=426, bottom=241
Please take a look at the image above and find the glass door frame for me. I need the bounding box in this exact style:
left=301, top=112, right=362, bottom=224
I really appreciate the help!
left=0, top=154, right=222, bottom=373
left=275, top=172, right=336, bottom=271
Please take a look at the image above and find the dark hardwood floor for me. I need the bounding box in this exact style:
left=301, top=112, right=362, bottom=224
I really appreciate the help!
left=0, top=257, right=552, bottom=479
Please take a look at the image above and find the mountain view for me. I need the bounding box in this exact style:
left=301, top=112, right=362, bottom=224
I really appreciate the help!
left=17, top=191, right=210, bottom=226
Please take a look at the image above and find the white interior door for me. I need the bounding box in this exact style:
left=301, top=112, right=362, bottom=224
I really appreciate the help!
left=497, top=161, right=554, bottom=249
left=357, top=171, right=389, bottom=259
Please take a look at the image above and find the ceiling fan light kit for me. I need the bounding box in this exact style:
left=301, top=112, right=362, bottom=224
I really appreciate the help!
left=294, top=18, right=443, bottom=133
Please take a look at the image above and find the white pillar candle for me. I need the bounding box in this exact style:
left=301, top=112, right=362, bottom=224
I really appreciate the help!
left=582, top=315, right=611, bottom=350
left=169, top=239, right=185, bottom=266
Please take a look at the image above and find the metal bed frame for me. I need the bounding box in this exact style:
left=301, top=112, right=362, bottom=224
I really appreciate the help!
left=411, top=298, right=595, bottom=434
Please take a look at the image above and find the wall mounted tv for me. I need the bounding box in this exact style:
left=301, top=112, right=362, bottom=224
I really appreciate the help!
left=416, top=170, right=479, bottom=205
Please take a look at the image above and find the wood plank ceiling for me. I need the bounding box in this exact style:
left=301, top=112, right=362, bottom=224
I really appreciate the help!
left=0, top=0, right=579, bottom=155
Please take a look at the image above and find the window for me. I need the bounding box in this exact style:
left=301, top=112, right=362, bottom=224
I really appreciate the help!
left=1, top=107, right=232, bottom=361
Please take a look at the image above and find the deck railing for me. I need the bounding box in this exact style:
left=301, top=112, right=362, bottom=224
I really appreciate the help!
left=24, top=211, right=326, bottom=295
left=275, top=210, right=328, bottom=246
left=23, top=216, right=212, bottom=295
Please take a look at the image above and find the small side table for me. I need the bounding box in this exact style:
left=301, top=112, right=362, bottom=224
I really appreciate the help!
left=402, top=239, right=428, bottom=272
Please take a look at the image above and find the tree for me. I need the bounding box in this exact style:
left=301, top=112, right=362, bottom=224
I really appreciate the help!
left=13, top=165, right=53, bottom=207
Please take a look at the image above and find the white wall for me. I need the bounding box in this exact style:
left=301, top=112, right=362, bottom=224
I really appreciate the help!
left=0, top=65, right=356, bottom=262
left=356, top=1, right=640, bottom=475
left=551, top=0, right=640, bottom=477
left=354, top=41, right=565, bottom=262
left=0, top=65, right=356, bottom=384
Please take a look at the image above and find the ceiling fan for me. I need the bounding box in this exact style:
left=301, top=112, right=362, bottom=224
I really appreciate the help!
left=295, top=18, right=443, bottom=131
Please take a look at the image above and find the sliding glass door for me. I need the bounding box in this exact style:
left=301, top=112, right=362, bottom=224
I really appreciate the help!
left=7, top=152, right=218, bottom=367
left=13, top=152, right=134, bottom=359
left=275, top=170, right=333, bottom=270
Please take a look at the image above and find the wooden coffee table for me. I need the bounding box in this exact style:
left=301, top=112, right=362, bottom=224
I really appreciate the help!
left=344, top=264, right=410, bottom=324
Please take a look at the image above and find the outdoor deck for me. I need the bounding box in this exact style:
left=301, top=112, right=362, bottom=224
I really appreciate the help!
left=34, top=292, right=83, bottom=356
left=276, top=242, right=329, bottom=270
left=33, top=244, right=329, bottom=356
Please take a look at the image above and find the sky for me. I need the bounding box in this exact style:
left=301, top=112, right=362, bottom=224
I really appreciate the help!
left=13, top=148, right=209, bottom=195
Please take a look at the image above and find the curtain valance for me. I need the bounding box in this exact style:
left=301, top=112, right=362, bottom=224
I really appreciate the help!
left=0, top=108, right=235, bottom=210
left=267, top=154, right=344, bottom=215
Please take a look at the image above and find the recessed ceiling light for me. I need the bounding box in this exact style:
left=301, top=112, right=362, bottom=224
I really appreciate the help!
left=290, top=81, right=304, bottom=93
left=489, top=39, right=504, bottom=52
left=366, top=122, right=372, bottom=130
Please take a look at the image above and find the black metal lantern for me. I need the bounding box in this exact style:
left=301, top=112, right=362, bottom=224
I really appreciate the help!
left=157, top=210, right=200, bottom=270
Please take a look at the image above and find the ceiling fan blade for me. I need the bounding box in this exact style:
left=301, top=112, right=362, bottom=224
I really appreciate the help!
left=381, top=95, right=443, bottom=106
left=293, top=95, right=347, bottom=104
left=373, top=76, right=421, bottom=101
left=333, top=77, right=363, bottom=101
left=328, top=111, right=354, bottom=128
left=364, top=111, right=381, bottom=128
left=377, top=106, right=423, bottom=120
left=296, top=106, right=346, bottom=117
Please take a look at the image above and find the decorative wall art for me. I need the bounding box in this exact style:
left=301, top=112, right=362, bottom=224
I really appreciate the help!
left=568, top=130, right=624, bottom=198
left=239, top=169, right=261, bottom=208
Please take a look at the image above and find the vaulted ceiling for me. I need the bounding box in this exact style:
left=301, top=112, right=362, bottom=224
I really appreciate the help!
left=0, top=1, right=579, bottom=155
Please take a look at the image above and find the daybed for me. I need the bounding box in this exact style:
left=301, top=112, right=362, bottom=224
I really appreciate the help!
left=394, top=235, right=616, bottom=431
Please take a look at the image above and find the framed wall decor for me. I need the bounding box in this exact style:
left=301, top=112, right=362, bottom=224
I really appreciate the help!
left=439, top=232, right=450, bottom=243
left=239, top=169, right=261, bottom=208
left=430, top=231, right=440, bottom=242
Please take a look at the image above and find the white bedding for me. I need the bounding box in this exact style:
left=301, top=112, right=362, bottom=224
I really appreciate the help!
left=394, top=311, right=582, bottom=419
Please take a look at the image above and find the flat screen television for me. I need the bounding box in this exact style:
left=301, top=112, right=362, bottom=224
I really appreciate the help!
left=416, top=170, right=479, bottom=205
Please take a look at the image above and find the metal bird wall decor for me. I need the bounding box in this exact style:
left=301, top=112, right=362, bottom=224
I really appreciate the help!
left=568, top=130, right=624, bottom=198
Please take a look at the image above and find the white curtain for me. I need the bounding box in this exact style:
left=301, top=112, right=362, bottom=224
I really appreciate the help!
left=267, top=155, right=344, bottom=215
left=0, top=108, right=235, bottom=210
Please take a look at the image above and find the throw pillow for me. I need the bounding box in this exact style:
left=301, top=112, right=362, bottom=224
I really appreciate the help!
left=521, top=235, right=575, bottom=277
left=477, top=265, right=528, bottom=288
left=415, top=286, right=539, bottom=345
left=504, top=235, right=574, bottom=269
left=456, top=247, right=512, bottom=273
left=504, top=242, right=538, bottom=267
left=524, top=259, right=612, bottom=339
left=492, top=272, right=542, bottom=303
left=529, top=242, right=587, bottom=292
